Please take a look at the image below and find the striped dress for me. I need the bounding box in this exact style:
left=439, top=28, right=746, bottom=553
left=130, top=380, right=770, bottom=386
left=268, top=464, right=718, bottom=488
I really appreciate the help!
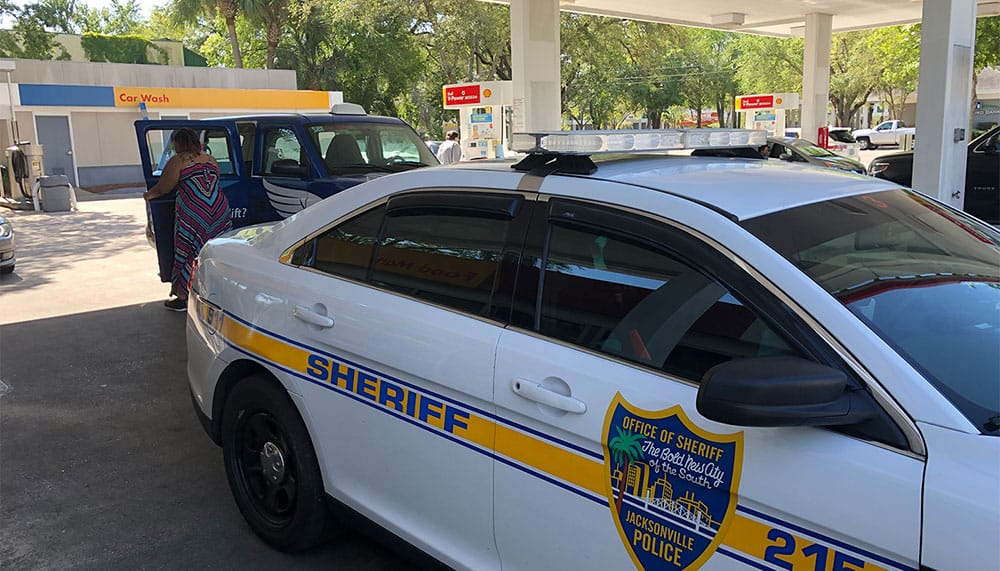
left=172, top=161, right=230, bottom=297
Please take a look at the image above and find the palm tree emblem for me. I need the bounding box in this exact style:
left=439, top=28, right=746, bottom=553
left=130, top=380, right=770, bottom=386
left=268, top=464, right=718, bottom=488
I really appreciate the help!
left=608, top=426, right=645, bottom=514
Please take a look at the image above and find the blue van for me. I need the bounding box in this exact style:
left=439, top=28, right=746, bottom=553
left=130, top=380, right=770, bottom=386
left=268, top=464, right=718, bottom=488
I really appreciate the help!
left=135, top=103, right=438, bottom=282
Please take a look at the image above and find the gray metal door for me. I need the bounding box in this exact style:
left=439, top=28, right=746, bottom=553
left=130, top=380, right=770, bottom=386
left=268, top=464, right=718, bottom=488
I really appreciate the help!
left=36, top=115, right=76, bottom=185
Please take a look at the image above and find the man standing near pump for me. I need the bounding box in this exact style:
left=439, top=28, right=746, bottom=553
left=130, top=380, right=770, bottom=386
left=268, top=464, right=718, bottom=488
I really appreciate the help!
left=436, top=130, right=463, bottom=164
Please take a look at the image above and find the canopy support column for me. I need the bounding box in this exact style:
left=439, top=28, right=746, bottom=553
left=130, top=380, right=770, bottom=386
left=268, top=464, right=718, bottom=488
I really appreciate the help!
left=801, top=13, right=832, bottom=144
left=510, top=0, right=562, bottom=132
left=913, top=0, right=976, bottom=208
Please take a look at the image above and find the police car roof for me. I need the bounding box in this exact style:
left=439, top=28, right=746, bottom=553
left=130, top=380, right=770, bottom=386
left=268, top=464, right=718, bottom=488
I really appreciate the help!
left=455, top=154, right=899, bottom=221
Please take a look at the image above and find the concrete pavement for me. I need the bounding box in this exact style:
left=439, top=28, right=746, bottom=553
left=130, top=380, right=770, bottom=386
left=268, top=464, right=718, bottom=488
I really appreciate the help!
left=0, top=194, right=442, bottom=570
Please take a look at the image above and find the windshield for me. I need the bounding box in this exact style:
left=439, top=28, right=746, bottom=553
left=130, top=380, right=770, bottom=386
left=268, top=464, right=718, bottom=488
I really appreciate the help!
left=306, top=122, right=438, bottom=175
left=743, top=189, right=1000, bottom=434
left=787, top=138, right=836, bottom=157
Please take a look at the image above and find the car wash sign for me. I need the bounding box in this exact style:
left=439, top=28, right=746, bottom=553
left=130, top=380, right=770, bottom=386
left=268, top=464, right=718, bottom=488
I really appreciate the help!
left=735, top=92, right=798, bottom=111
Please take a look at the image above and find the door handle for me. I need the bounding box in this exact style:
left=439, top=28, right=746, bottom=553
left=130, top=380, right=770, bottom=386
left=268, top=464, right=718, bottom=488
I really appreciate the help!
left=293, top=305, right=334, bottom=328
left=511, top=378, right=587, bottom=414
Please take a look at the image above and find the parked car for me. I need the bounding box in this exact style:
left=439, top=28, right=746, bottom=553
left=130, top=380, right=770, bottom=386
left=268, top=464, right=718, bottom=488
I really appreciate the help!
left=851, top=120, right=915, bottom=150
left=0, top=214, right=14, bottom=274
left=869, top=125, right=999, bottom=224
left=186, top=128, right=998, bottom=570
left=825, top=127, right=862, bottom=160
left=135, top=103, right=439, bottom=283
left=764, top=136, right=867, bottom=174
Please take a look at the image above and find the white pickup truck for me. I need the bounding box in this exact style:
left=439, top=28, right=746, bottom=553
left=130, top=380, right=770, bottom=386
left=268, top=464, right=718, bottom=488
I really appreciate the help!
left=851, top=119, right=915, bottom=149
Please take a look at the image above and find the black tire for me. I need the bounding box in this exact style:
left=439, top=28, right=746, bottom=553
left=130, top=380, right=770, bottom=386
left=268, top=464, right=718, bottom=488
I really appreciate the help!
left=221, top=376, right=330, bottom=552
left=858, top=137, right=875, bottom=150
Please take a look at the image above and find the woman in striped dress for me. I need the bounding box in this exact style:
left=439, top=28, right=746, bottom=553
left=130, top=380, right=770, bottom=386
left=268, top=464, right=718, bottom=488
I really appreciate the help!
left=144, top=128, right=231, bottom=311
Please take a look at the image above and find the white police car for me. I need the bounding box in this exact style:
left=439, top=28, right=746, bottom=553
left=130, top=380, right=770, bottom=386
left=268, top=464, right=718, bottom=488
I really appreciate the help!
left=186, top=129, right=999, bottom=570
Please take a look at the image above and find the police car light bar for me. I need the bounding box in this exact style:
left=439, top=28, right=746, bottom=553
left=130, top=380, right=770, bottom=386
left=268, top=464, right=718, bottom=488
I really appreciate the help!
left=511, top=129, right=767, bottom=155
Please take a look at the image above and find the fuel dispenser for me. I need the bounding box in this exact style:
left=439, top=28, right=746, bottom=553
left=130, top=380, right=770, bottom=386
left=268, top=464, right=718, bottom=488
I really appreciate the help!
left=735, top=93, right=799, bottom=137
left=442, top=81, right=513, bottom=160
left=3, top=142, right=44, bottom=209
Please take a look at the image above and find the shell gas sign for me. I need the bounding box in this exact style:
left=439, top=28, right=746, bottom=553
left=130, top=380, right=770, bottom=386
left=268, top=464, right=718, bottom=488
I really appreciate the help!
left=734, top=92, right=799, bottom=111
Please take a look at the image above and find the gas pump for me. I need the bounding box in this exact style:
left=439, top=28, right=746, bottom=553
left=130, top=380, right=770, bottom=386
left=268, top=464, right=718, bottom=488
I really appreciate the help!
left=442, top=81, right=513, bottom=160
left=4, top=142, right=44, bottom=209
left=735, top=93, right=799, bottom=137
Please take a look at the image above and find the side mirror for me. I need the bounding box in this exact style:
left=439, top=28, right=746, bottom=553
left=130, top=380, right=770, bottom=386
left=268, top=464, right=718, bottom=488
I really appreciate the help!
left=696, top=356, right=877, bottom=427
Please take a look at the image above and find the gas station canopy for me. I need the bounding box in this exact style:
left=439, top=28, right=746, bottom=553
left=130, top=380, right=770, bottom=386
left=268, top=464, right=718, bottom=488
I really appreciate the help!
left=486, top=0, right=996, bottom=219
left=490, top=0, right=1000, bottom=37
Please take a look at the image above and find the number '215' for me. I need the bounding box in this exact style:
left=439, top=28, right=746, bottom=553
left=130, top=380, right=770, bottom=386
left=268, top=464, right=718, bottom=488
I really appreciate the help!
left=764, top=529, right=866, bottom=570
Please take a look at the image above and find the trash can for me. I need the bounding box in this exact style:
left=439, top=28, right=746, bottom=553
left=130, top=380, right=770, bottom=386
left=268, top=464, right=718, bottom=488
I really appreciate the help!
left=39, top=175, right=74, bottom=212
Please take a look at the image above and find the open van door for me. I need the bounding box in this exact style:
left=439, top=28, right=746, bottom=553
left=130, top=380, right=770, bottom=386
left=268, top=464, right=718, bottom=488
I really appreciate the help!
left=135, top=120, right=244, bottom=283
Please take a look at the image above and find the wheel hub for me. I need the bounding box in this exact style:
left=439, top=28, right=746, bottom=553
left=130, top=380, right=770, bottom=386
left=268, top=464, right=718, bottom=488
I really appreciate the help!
left=260, top=441, right=286, bottom=483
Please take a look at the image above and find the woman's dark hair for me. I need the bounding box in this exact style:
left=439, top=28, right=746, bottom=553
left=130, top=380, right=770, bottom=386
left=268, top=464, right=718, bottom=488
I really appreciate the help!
left=171, top=128, right=202, bottom=154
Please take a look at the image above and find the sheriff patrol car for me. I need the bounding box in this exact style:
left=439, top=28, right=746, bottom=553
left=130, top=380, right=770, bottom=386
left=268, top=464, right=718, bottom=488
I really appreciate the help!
left=185, top=128, right=999, bottom=570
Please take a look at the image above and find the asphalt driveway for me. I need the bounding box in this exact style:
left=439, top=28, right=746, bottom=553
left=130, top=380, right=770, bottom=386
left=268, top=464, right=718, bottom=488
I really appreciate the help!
left=0, top=195, right=441, bottom=570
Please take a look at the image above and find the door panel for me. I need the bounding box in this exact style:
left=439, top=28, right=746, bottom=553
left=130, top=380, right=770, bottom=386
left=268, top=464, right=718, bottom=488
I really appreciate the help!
left=264, top=190, right=532, bottom=570
left=134, top=120, right=243, bottom=281
left=36, top=115, right=76, bottom=185
left=492, top=198, right=923, bottom=571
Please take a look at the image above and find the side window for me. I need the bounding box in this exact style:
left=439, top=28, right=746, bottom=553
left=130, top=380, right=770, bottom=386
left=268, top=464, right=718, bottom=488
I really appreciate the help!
left=203, top=129, right=235, bottom=175
left=293, top=206, right=385, bottom=282
left=370, top=208, right=510, bottom=316
left=539, top=223, right=800, bottom=382
left=263, top=127, right=307, bottom=177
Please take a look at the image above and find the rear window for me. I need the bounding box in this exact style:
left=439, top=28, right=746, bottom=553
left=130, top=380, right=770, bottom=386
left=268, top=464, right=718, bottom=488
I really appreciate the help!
left=828, top=130, right=856, bottom=143
left=743, top=190, right=1000, bottom=434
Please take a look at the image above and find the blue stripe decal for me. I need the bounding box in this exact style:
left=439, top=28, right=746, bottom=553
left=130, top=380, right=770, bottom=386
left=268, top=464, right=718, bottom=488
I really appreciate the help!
left=223, top=310, right=602, bottom=461
left=737, top=505, right=917, bottom=571
left=226, top=338, right=608, bottom=506
left=18, top=84, right=115, bottom=107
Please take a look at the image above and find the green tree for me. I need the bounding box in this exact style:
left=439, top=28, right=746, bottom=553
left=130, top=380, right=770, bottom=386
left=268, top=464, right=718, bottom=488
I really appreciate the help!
left=732, top=34, right=803, bottom=95
left=241, top=0, right=288, bottom=69
left=171, top=0, right=243, bottom=68
left=973, top=15, right=1000, bottom=117
left=561, top=14, right=626, bottom=129
left=75, top=0, right=146, bottom=35
left=829, top=30, right=881, bottom=127
left=0, top=0, right=71, bottom=59
left=608, top=427, right=645, bottom=514
left=618, top=21, right=686, bottom=129
left=867, top=25, right=920, bottom=121
left=326, top=0, right=424, bottom=116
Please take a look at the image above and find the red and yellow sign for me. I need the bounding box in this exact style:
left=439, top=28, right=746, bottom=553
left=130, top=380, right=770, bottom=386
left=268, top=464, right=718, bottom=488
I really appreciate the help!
left=735, top=92, right=799, bottom=111
left=113, top=86, right=331, bottom=110
left=443, top=84, right=482, bottom=106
